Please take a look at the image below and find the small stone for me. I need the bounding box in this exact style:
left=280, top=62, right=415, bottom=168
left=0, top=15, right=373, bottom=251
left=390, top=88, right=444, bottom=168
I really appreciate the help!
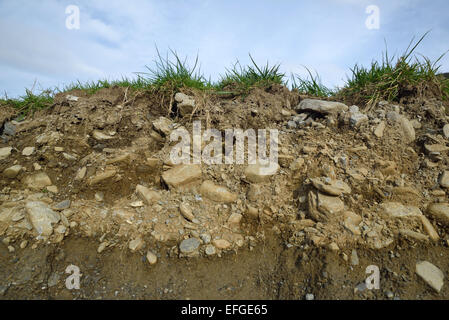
left=92, top=130, right=114, bottom=141
left=25, top=201, right=60, bottom=236
left=20, top=240, right=28, bottom=249
left=351, top=249, right=359, bottom=266
left=212, top=239, right=231, bottom=250
left=75, top=167, right=87, bottom=181
left=416, top=261, right=444, bottom=293
left=175, top=93, right=196, bottom=116
left=200, top=180, right=237, bottom=203
left=244, top=162, right=280, bottom=183
left=23, top=172, right=52, bottom=190
left=179, top=202, right=195, bottom=221
left=130, top=201, right=144, bottom=208
left=63, top=153, right=77, bottom=161
left=316, top=192, right=344, bottom=215
left=97, top=242, right=108, bottom=253
left=33, top=163, right=42, bottom=171
left=287, top=120, right=297, bottom=129
left=22, top=147, right=35, bottom=156
left=205, top=245, right=216, bottom=256
left=88, top=169, right=117, bottom=185
left=136, top=185, right=161, bottom=205
left=424, top=144, right=449, bottom=153
left=419, top=215, right=439, bottom=241
left=46, top=185, right=58, bottom=194
left=161, top=164, right=202, bottom=189
left=95, top=192, right=104, bottom=202
left=66, top=95, right=79, bottom=102
left=8, top=245, right=15, bottom=253
left=129, top=238, right=144, bottom=252
left=152, top=117, right=173, bottom=137
left=55, top=225, right=66, bottom=234
left=427, top=203, right=449, bottom=226
left=200, top=234, right=211, bottom=244
left=54, top=147, right=64, bottom=152
left=52, top=200, right=71, bottom=211
left=179, top=238, right=200, bottom=254
left=296, top=99, right=349, bottom=115
left=146, top=251, right=158, bottom=265
left=443, top=124, right=449, bottom=139
left=305, top=293, right=314, bottom=300
left=3, top=165, right=23, bottom=178
left=310, top=177, right=351, bottom=196
left=374, top=121, right=386, bottom=138
left=439, top=171, right=449, bottom=188
left=380, top=202, right=422, bottom=218
left=228, top=212, right=243, bottom=226
left=0, top=147, right=13, bottom=160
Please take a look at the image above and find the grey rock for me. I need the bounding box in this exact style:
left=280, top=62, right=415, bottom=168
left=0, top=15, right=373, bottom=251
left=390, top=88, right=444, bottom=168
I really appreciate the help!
left=179, top=238, right=200, bottom=254
left=25, top=201, right=61, bottom=236
left=296, top=99, right=349, bottom=115
left=52, top=200, right=71, bottom=211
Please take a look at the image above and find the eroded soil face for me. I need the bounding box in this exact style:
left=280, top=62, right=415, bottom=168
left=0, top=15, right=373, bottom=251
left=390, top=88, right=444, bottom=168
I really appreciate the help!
left=1, top=85, right=449, bottom=299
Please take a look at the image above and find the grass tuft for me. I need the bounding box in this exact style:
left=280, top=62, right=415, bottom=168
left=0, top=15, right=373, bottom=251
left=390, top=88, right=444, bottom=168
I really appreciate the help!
left=291, top=67, right=335, bottom=97
left=339, top=31, right=449, bottom=107
left=140, top=48, right=211, bottom=92
left=1, top=88, right=54, bottom=120
left=218, top=54, right=285, bottom=94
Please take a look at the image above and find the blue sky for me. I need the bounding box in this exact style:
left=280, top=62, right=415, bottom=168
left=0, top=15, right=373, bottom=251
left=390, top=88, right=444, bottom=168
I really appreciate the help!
left=1, top=0, right=448, bottom=98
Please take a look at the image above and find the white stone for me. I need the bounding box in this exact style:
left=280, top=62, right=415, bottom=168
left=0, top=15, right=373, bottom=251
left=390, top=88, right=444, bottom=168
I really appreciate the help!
left=416, top=261, right=444, bottom=293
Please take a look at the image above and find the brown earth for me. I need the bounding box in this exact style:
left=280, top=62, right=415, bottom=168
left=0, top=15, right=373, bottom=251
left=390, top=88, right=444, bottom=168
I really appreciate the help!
left=1, top=85, right=449, bottom=299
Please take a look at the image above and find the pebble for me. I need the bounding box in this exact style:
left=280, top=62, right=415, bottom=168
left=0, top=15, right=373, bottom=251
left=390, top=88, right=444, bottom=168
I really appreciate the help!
left=136, top=185, right=161, bottom=205
left=0, top=147, right=13, bottom=160
left=205, top=245, right=216, bottom=256
left=22, top=147, right=35, bottom=156
left=97, top=242, right=108, bottom=253
left=426, top=203, right=449, bottom=226
left=305, top=293, right=314, bottom=300
left=416, top=261, right=444, bottom=293
left=146, top=251, right=158, bottom=265
left=161, top=164, right=202, bottom=189
left=129, top=238, right=144, bottom=252
left=200, top=180, right=237, bottom=203
left=212, top=239, right=231, bottom=250
left=3, top=165, right=23, bottom=178
left=244, top=162, right=280, bottom=183
left=179, top=238, right=200, bottom=254
left=351, top=249, right=359, bottom=266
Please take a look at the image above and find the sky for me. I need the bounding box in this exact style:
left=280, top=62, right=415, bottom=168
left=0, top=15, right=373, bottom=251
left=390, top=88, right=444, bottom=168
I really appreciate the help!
left=1, top=0, right=448, bottom=98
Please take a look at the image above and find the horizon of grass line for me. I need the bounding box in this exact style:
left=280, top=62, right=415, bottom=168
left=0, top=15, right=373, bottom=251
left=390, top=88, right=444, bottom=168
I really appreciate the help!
left=1, top=32, right=448, bottom=118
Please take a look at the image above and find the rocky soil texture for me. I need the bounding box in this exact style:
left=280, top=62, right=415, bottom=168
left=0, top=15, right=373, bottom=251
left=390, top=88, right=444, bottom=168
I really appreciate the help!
left=1, top=85, right=448, bottom=299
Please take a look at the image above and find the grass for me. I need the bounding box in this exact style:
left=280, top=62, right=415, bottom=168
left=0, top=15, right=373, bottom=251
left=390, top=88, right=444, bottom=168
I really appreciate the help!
left=339, top=31, right=449, bottom=107
left=0, top=88, right=54, bottom=120
left=139, top=48, right=212, bottom=92
left=217, top=54, right=285, bottom=94
left=1, top=34, right=448, bottom=118
left=291, top=67, right=335, bottom=97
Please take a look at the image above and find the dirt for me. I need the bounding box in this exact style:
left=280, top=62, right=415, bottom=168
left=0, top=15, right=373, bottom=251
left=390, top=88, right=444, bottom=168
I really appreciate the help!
left=1, top=84, right=449, bottom=299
